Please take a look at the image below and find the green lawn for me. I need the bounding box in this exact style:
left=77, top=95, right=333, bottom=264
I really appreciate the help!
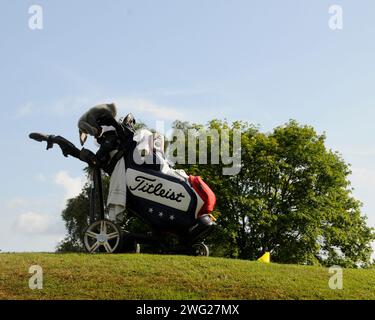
left=0, top=253, right=374, bottom=300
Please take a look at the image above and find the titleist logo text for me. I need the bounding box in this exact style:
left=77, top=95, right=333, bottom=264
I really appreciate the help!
left=129, top=176, right=185, bottom=203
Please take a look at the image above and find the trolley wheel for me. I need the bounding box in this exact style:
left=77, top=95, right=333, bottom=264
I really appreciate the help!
left=84, top=219, right=122, bottom=253
left=192, top=243, right=210, bottom=257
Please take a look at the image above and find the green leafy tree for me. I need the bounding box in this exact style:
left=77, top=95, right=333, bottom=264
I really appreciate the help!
left=172, top=119, right=374, bottom=267
left=57, top=119, right=374, bottom=267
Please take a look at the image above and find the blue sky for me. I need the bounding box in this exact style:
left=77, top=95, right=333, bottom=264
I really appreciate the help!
left=1, top=0, right=375, bottom=251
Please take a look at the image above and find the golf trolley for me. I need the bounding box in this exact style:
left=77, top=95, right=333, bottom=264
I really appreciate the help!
left=29, top=112, right=217, bottom=256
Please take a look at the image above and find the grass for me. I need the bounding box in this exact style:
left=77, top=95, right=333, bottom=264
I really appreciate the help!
left=0, top=253, right=375, bottom=300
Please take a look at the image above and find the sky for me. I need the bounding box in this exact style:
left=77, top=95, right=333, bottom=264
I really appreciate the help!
left=0, top=0, right=375, bottom=252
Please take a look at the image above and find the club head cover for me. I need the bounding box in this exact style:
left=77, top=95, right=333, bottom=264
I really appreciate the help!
left=77, top=103, right=117, bottom=146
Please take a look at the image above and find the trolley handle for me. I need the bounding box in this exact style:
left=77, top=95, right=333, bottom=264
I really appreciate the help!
left=29, top=132, right=54, bottom=150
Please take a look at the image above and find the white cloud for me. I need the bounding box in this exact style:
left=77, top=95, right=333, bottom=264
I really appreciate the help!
left=54, top=171, right=85, bottom=203
left=15, top=96, right=93, bottom=119
left=7, top=197, right=27, bottom=209
left=15, top=96, right=186, bottom=123
left=13, top=212, right=52, bottom=235
left=50, top=96, right=91, bottom=116
left=142, top=88, right=208, bottom=97
left=16, top=95, right=190, bottom=123
left=115, top=98, right=186, bottom=121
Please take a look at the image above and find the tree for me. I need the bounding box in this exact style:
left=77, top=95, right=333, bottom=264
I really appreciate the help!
left=172, top=119, right=374, bottom=267
left=57, top=119, right=374, bottom=267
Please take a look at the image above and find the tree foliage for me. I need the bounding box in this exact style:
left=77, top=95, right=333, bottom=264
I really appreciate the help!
left=173, top=119, right=374, bottom=267
left=57, top=119, right=374, bottom=267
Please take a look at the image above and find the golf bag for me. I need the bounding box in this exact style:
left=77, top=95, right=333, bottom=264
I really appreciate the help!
left=29, top=104, right=217, bottom=256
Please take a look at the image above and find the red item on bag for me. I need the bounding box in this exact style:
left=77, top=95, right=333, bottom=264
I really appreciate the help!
left=189, top=176, right=216, bottom=217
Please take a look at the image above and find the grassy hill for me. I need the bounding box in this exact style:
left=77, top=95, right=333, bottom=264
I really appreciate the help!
left=0, top=253, right=375, bottom=300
